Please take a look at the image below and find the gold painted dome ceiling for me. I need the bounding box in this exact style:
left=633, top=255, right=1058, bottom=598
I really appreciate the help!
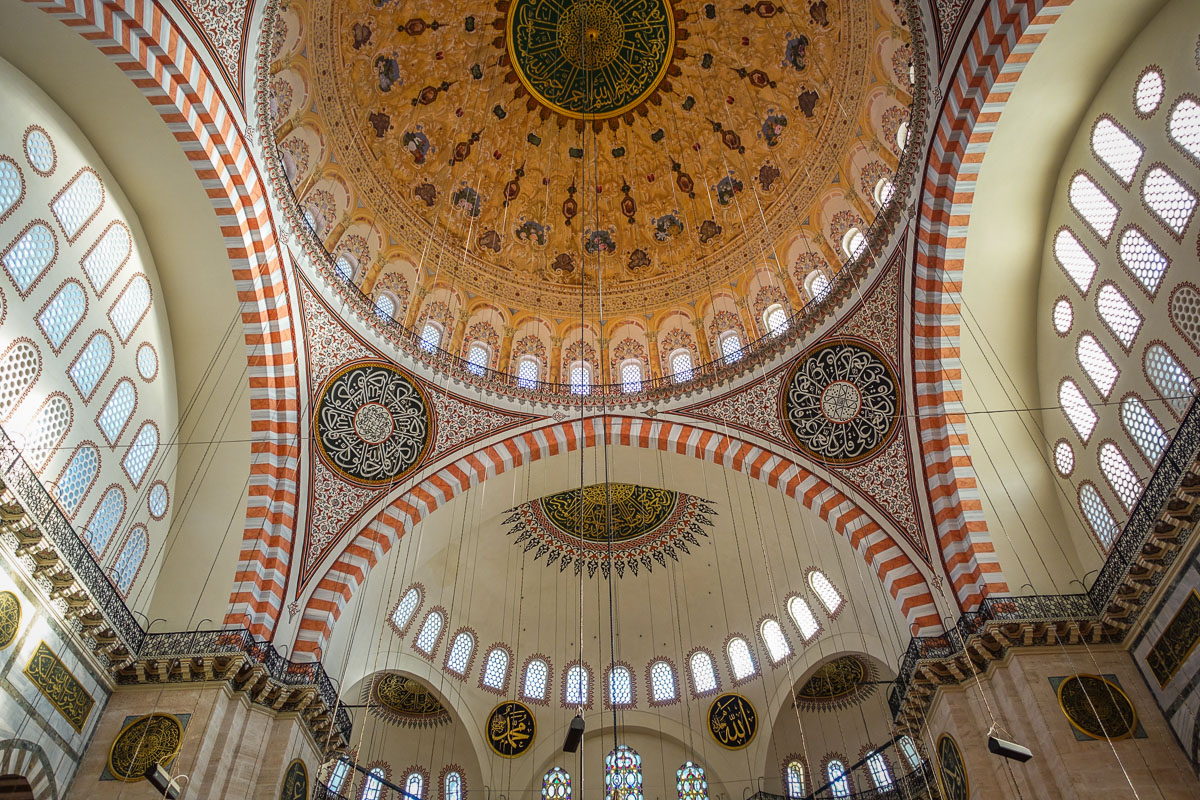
left=280, top=0, right=913, bottom=318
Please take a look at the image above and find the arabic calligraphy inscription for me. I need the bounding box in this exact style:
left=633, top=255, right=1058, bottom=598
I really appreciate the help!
left=487, top=700, right=536, bottom=757
left=23, top=640, right=94, bottom=734
left=1147, top=589, right=1200, bottom=688
left=936, top=734, right=968, bottom=800
left=707, top=693, right=757, bottom=749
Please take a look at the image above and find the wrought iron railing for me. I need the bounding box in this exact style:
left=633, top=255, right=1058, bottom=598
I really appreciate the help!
left=888, top=396, right=1200, bottom=718
left=0, top=425, right=353, bottom=744
left=748, top=762, right=941, bottom=800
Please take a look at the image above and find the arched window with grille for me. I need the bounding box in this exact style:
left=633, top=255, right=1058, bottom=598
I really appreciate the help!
left=420, top=321, right=443, bottom=351
left=1077, top=334, right=1119, bottom=396
left=3, top=222, right=55, bottom=294
left=375, top=293, right=396, bottom=319
left=84, top=485, right=124, bottom=555
left=826, top=760, right=851, bottom=798
left=326, top=759, right=350, bottom=794
left=899, top=736, right=922, bottom=769
left=480, top=646, right=510, bottom=691
left=1080, top=482, right=1120, bottom=548
left=1121, top=395, right=1169, bottom=464
left=670, top=349, right=694, bottom=383
left=403, top=771, right=425, bottom=800
left=649, top=660, right=677, bottom=703
left=54, top=443, right=98, bottom=515
left=809, top=570, right=843, bottom=614
left=873, top=177, right=895, bottom=207
left=760, top=618, right=791, bottom=663
left=718, top=331, right=742, bottom=363
left=1169, top=97, right=1200, bottom=159
left=841, top=227, right=866, bottom=259
left=392, top=587, right=421, bottom=632
left=38, top=280, right=86, bottom=352
left=69, top=332, right=111, bottom=400
left=608, top=666, right=633, bottom=707
left=805, top=271, right=831, bottom=302
left=689, top=650, right=718, bottom=696
left=1060, top=379, right=1099, bottom=440
left=1054, top=228, right=1098, bottom=293
left=620, top=359, right=643, bottom=393
left=1096, top=284, right=1142, bottom=349
left=26, top=394, right=71, bottom=470
left=51, top=169, right=103, bottom=241
left=109, top=274, right=151, bottom=343
left=605, top=746, right=643, bottom=800
left=112, top=525, right=146, bottom=594
left=81, top=223, right=130, bottom=294
left=1069, top=172, right=1119, bottom=241
left=97, top=379, right=136, bottom=444
left=565, top=663, right=590, bottom=707
left=676, top=762, right=707, bottom=800
left=445, top=631, right=475, bottom=676
left=866, top=753, right=893, bottom=791
left=122, top=422, right=158, bottom=486
left=788, top=596, right=820, bottom=641
left=0, top=340, right=40, bottom=420
left=1099, top=442, right=1142, bottom=511
left=764, top=303, right=789, bottom=336
left=523, top=658, right=549, bottom=702
left=414, top=609, right=444, bottom=655
left=1142, top=166, right=1196, bottom=235
left=569, top=361, right=592, bottom=395
left=542, top=768, right=571, bottom=800
left=517, top=355, right=540, bottom=388
left=785, top=762, right=805, bottom=799
left=444, top=772, right=463, bottom=800
left=1145, top=343, right=1194, bottom=416
left=466, top=342, right=490, bottom=375
left=1091, top=117, right=1143, bottom=184
left=334, top=255, right=354, bottom=283
left=363, top=768, right=387, bottom=800
left=727, top=637, right=756, bottom=681
left=1117, top=227, right=1168, bottom=294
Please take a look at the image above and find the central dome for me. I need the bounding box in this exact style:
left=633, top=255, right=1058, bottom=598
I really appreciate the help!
left=508, top=0, right=676, bottom=118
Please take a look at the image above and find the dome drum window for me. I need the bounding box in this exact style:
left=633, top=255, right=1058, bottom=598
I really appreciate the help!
left=1168, top=96, right=1200, bottom=166
left=390, top=586, right=423, bottom=634
left=808, top=569, right=844, bottom=615
left=522, top=657, right=550, bottom=703
left=726, top=636, right=757, bottom=682
left=1068, top=172, right=1120, bottom=242
left=688, top=650, right=719, bottom=697
left=413, top=609, right=446, bottom=656
left=1134, top=68, right=1164, bottom=117
left=564, top=663, right=591, bottom=709
left=1117, top=226, right=1168, bottom=296
left=1091, top=116, right=1144, bottom=185
left=517, top=356, right=541, bottom=389
left=1141, top=164, right=1197, bottom=237
left=606, top=665, right=634, bottom=708
left=764, top=303, right=789, bottom=336
left=480, top=646, right=511, bottom=693
left=648, top=659, right=678, bottom=705
left=1053, top=228, right=1098, bottom=294
left=419, top=321, right=443, bottom=352
left=50, top=167, right=104, bottom=243
left=444, top=630, right=476, bottom=677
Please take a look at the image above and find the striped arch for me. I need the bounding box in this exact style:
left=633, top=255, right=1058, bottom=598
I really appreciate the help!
left=294, top=417, right=940, bottom=660
left=910, top=0, right=1071, bottom=608
left=0, top=738, right=58, bottom=800
left=26, top=0, right=302, bottom=637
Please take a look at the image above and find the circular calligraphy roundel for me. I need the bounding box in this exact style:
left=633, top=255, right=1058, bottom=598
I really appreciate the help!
left=314, top=362, right=433, bottom=486
left=108, top=713, right=184, bottom=782
left=780, top=340, right=901, bottom=465
left=486, top=700, right=537, bottom=758
left=1057, top=674, right=1138, bottom=740
left=935, top=734, right=969, bottom=800
left=506, top=0, right=676, bottom=119
left=707, top=693, right=757, bottom=750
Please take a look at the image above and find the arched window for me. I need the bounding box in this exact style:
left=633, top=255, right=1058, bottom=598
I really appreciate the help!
left=0, top=158, right=21, bottom=220
left=445, top=631, right=475, bottom=675
left=1054, top=228, right=1098, bottom=293
left=1145, top=344, right=1194, bottom=416
left=523, top=658, right=549, bottom=701
left=362, top=768, right=386, bottom=800
left=841, top=227, right=866, bottom=259
left=1118, top=227, right=1168, bottom=294
left=38, top=280, right=86, bottom=351
left=1168, top=97, right=1200, bottom=160
left=122, top=422, right=158, bottom=486
left=764, top=304, right=788, bottom=335
left=51, top=169, right=103, bottom=241
left=444, top=772, right=463, bottom=800
left=110, top=275, right=151, bottom=343
left=327, top=758, right=350, bottom=794
left=649, top=660, right=677, bottom=703
left=1091, top=118, right=1143, bottom=185
left=866, top=753, right=893, bottom=790
left=620, top=359, right=643, bottom=393
left=403, top=771, right=424, bottom=800
left=608, top=666, right=633, bottom=706
left=805, top=270, right=831, bottom=302
left=113, top=525, right=146, bottom=594
left=727, top=637, right=756, bottom=680
left=374, top=293, right=395, bottom=319
left=788, top=596, right=819, bottom=641
left=3, top=222, right=55, bottom=294
left=1080, top=482, right=1119, bottom=548
left=0, top=341, right=40, bottom=419
left=334, top=255, right=354, bottom=283
left=872, top=177, right=895, bottom=207
left=1100, top=442, right=1142, bottom=512
left=1096, top=284, right=1142, bottom=348
left=565, top=663, right=589, bottom=706
left=1060, top=379, right=1098, bottom=440
left=895, top=120, right=909, bottom=151
left=70, top=332, right=112, bottom=400
left=392, top=587, right=421, bottom=631
left=419, top=321, right=443, bottom=351
left=1055, top=440, right=1075, bottom=476
left=569, top=361, right=592, bottom=395
left=760, top=618, right=791, bottom=663
left=809, top=570, right=843, bottom=613
left=55, top=444, right=98, bottom=514
left=826, top=760, right=851, bottom=798
left=1053, top=297, right=1074, bottom=334
left=97, top=379, right=136, bottom=444
left=785, top=762, right=805, bottom=799
left=466, top=342, right=490, bottom=375
left=414, top=610, right=444, bottom=654
left=1077, top=334, right=1119, bottom=397
left=82, top=223, right=130, bottom=294
left=718, top=331, right=742, bottom=363
left=605, top=746, right=643, bottom=800
left=1069, top=173, right=1119, bottom=241
left=542, top=768, right=571, bottom=800
left=1142, top=166, right=1196, bottom=235
left=1135, top=69, right=1164, bottom=115
left=26, top=394, right=71, bottom=470
left=676, top=762, right=707, bottom=800
left=899, top=736, right=922, bottom=769
left=85, top=486, right=124, bottom=555
left=1121, top=396, right=1169, bottom=464
left=481, top=647, right=510, bottom=690
left=517, top=355, right=540, bottom=388
left=669, top=349, right=694, bottom=383
left=689, top=650, right=718, bottom=695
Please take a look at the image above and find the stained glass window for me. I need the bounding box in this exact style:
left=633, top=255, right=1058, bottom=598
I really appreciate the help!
left=524, top=658, right=549, bottom=701
left=727, top=637, right=756, bottom=680
left=785, top=762, right=804, bottom=799
left=1055, top=440, right=1075, bottom=476
left=827, top=761, right=850, bottom=798
left=1060, top=379, right=1098, bottom=440
left=899, top=736, right=922, bottom=769
left=866, top=754, right=893, bottom=790
left=0, top=341, right=39, bottom=419
left=605, top=746, right=643, bottom=800
left=420, top=322, right=442, bottom=351
left=467, top=343, right=489, bottom=375
left=85, top=486, right=124, bottom=554
left=1135, top=69, right=1164, bottom=115
left=809, top=570, right=843, bottom=613
left=414, top=610, right=444, bottom=654
left=1121, top=396, right=1168, bottom=464
left=1069, top=173, right=1119, bottom=241
left=1080, top=483, right=1119, bottom=548
left=788, top=596, right=819, bottom=641
left=689, top=651, right=718, bottom=694
left=55, top=444, right=97, bottom=515
left=122, top=422, right=158, bottom=485
left=670, top=350, right=694, bottom=383
left=1077, top=334, right=1119, bottom=397
left=609, top=666, right=633, bottom=706
left=1053, top=297, right=1074, bottom=334
left=566, top=664, right=589, bottom=706
left=26, top=394, right=71, bottom=470
left=375, top=293, right=395, bottom=319
left=445, top=631, right=474, bottom=675
left=542, top=768, right=571, bottom=800
left=517, top=356, right=540, bottom=389
left=1054, top=228, right=1098, bottom=293
left=621, top=360, right=643, bottom=393
left=481, top=647, right=509, bottom=689
left=760, top=618, right=791, bottom=663
left=327, top=759, right=350, bottom=793
left=1145, top=344, right=1194, bottom=416
left=38, top=281, right=86, bottom=350
left=51, top=170, right=102, bottom=240
left=82, top=223, right=130, bottom=293
left=445, top=772, right=462, bottom=800
left=1091, top=118, right=1143, bottom=184
left=1169, top=97, right=1200, bottom=160
left=1142, top=167, right=1196, bottom=235
left=97, top=379, right=136, bottom=444
left=113, top=525, right=146, bottom=594
left=650, top=660, right=677, bottom=702
left=677, top=762, right=707, bottom=800
left=70, top=332, right=112, bottom=399
left=1096, top=284, right=1142, bottom=348
left=393, top=587, right=420, bottom=630
left=1100, top=442, right=1142, bottom=512
left=110, top=275, right=151, bottom=343
left=1118, top=227, right=1168, bottom=294
left=404, top=771, right=424, bottom=800
left=3, top=223, right=55, bottom=294
left=719, top=332, right=742, bottom=363
left=765, top=304, right=789, bottom=335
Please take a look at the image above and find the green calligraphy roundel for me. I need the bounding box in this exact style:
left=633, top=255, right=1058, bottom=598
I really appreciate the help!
left=506, top=0, right=675, bottom=119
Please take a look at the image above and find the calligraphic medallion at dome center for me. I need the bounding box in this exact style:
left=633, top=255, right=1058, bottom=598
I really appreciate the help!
left=935, top=734, right=968, bottom=800
left=707, top=693, right=757, bottom=750
left=781, top=340, right=900, bottom=465
left=486, top=700, right=536, bottom=757
left=314, top=362, right=432, bottom=486
left=507, top=0, right=676, bottom=119
left=108, top=713, right=184, bottom=782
